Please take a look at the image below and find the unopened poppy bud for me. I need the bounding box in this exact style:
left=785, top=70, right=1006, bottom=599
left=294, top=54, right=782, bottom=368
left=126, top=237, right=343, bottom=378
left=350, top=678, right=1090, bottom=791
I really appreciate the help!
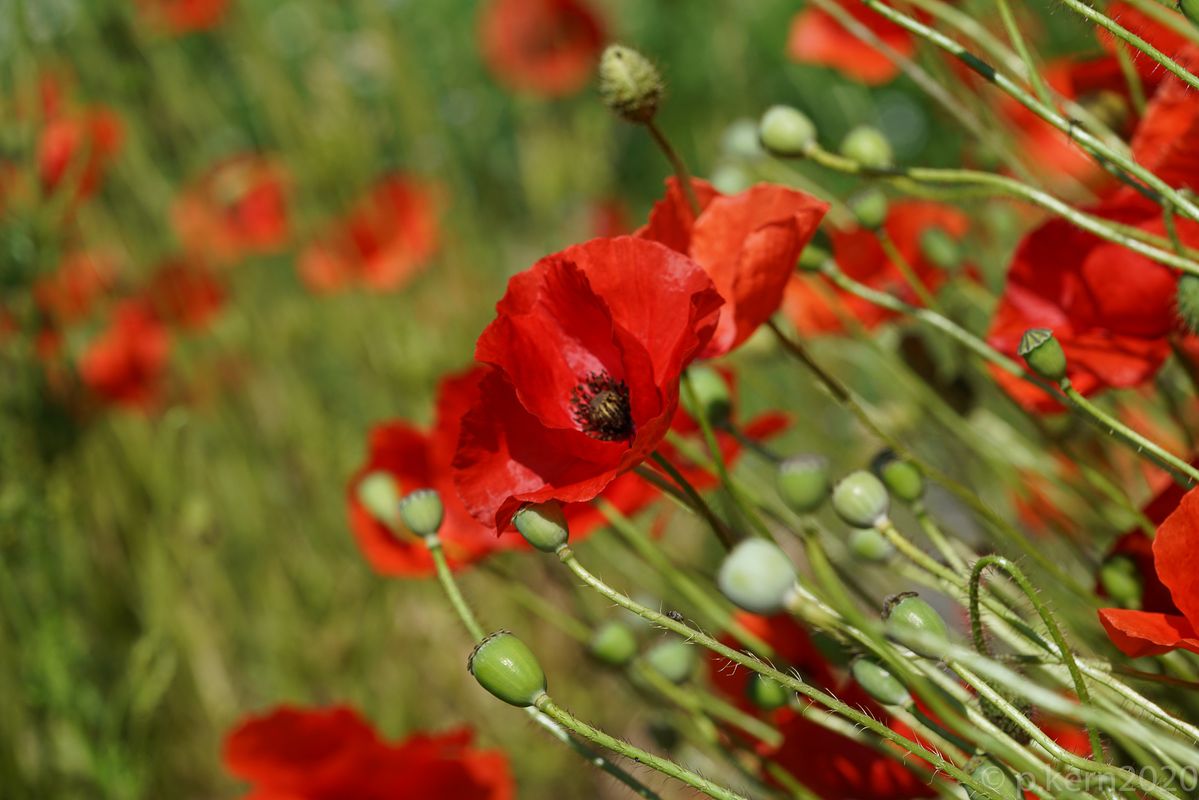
left=870, top=450, right=924, bottom=504
left=589, top=621, right=639, bottom=666
left=1017, top=328, right=1067, bottom=382
left=883, top=592, right=949, bottom=658
left=778, top=455, right=831, bottom=514
left=722, top=118, right=764, bottom=160
left=645, top=639, right=697, bottom=684
left=840, top=125, right=893, bottom=170
left=357, top=471, right=401, bottom=528
left=849, top=527, right=895, bottom=562
left=598, top=45, right=663, bottom=124
left=919, top=226, right=962, bottom=270
left=468, top=631, right=547, bottom=707
left=682, top=365, right=731, bottom=425
left=512, top=501, right=569, bottom=552
left=832, top=470, right=890, bottom=528
left=1177, top=274, right=1199, bottom=335
left=717, top=539, right=797, bottom=614
left=746, top=674, right=790, bottom=711
left=965, top=758, right=1022, bottom=800
left=398, top=488, right=444, bottom=536
left=851, top=657, right=911, bottom=707
left=850, top=187, right=888, bottom=230
left=1100, top=555, right=1143, bottom=610
left=759, top=105, right=817, bottom=157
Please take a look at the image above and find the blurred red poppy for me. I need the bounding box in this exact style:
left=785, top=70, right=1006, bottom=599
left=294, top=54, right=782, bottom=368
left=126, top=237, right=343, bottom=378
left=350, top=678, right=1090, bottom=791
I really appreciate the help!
left=136, top=0, right=230, bottom=34
left=787, top=0, right=915, bottom=85
left=479, top=0, right=605, bottom=97
left=33, top=252, right=118, bottom=324
left=139, top=260, right=227, bottom=331
left=173, top=156, right=289, bottom=264
left=224, top=705, right=513, bottom=800
left=1098, top=2, right=1191, bottom=82
left=639, top=178, right=828, bottom=356
left=453, top=237, right=723, bottom=529
left=299, top=175, right=440, bottom=294
left=37, top=108, right=123, bottom=203
left=79, top=301, right=171, bottom=410
left=785, top=200, right=968, bottom=336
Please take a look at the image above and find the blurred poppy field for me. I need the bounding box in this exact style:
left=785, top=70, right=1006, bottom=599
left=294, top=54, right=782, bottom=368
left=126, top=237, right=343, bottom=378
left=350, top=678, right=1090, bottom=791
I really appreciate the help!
left=8, top=0, right=1199, bottom=798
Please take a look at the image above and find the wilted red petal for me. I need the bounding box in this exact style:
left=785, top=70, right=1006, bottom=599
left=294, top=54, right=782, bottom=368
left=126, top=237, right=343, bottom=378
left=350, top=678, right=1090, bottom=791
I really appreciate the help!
left=479, top=0, right=605, bottom=97
left=1098, top=608, right=1199, bottom=657
left=787, top=0, right=915, bottom=85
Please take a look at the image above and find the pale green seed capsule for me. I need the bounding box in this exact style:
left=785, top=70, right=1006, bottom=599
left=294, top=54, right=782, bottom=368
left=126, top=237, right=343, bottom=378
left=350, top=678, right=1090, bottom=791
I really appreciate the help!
left=1017, top=328, right=1067, bottom=382
left=512, top=501, right=569, bottom=552
left=759, top=105, right=817, bottom=157
left=598, top=45, right=663, bottom=124
left=850, top=187, right=889, bottom=230
left=645, top=640, right=697, bottom=684
left=848, top=527, right=895, bottom=562
left=778, top=455, right=831, bottom=514
left=468, top=631, right=547, bottom=707
left=883, top=593, right=950, bottom=658
left=851, top=658, right=911, bottom=707
left=682, top=366, right=732, bottom=425
left=718, top=539, right=797, bottom=614
left=398, top=488, right=444, bottom=536
left=746, top=674, right=790, bottom=711
left=919, top=226, right=962, bottom=270
left=965, top=758, right=1021, bottom=800
left=832, top=470, right=890, bottom=528
left=870, top=450, right=924, bottom=504
left=840, top=125, right=893, bottom=169
left=589, top=621, right=639, bottom=667
left=357, top=471, right=401, bottom=528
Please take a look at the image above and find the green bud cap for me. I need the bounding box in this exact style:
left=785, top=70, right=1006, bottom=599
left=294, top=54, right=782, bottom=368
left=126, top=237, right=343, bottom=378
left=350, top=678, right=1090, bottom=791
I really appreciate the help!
left=850, top=187, right=889, bottom=230
left=759, top=105, right=817, bottom=157
left=397, top=488, right=444, bottom=536
left=848, top=526, right=895, bottom=562
left=851, top=657, right=911, bottom=707
left=357, top=471, right=401, bottom=528
left=589, top=621, right=639, bottom=667
left=965, top=758, right=1022, bottom=800
left=919, top=226, right=962, bottom=270
left=717, top=539, right=797, bottom=614
left=512, top=501, right=569, bottom=552
left=1100, top=555, right=1143, bottom=610
left=1177, top=274, right=1199, bottom=335
left=883, top=592, right=950, bottom=658
left=1017, top=328, right=1067, bottom=382
left=645, top=639, right=697, bottom=684
left=840, top=125, right=893, bottom=170
left=468, top=631, right=547, bottom=707
left=778, top=455, right=831, bottom=514
left=682, top=366, right=732, bottom=425
left=870, top=450, right=924, bottom=504
left=746, top=673, right=790, bottom=711
left=598, top=45, right=663, bottom=124
left=832, top=470, right=890, bottom=528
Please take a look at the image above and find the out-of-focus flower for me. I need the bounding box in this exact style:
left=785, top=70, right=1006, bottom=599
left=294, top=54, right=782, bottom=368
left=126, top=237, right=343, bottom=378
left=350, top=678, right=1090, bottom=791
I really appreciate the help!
left=786, top=0, right=915, bottom=85
left=139, top=259, right=227, bottom=331
left=37, top=107, right=123, bottom=203
left=79, top=301, right=171, bottom=409
left=223, top=705, right=513, bottom=800
left=172, top=156, right=289, bottom=264
left=136, top=0, right=231, bottom=34
left=479, top=0, right=605, bottom=97
left=33, top=252, right=119, bottom=324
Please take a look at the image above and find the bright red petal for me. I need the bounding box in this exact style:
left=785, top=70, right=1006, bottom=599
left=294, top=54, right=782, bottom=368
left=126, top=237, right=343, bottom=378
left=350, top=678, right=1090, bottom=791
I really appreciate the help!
left=1098, top=608, right=1199, bottom=657
left=1152, top=486, right=1199, bottom=628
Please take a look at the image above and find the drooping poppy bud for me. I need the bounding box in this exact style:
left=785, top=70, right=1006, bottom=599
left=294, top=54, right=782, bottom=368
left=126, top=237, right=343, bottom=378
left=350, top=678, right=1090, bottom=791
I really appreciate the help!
left=513, top=501, right=569, bottom=552
left=598, top=45, right=663, bottom=124
left=832, top=470, right=890, bottom=528
left=883, top=592, right=949, bottom=658
left=469, top=631, right=548, bottom=707
left=717, top=539, right=797, bottom=614
left=1017, top=327, right=1068, bottom=382
left=840, top=125, right=893, bottom=169
left=870, top=450, right=924, bottom=504
left=357, top=471, right=402, bottom=529
left=851, top=657, right=911, bottom=707
left=746, top=673, right=790, bottom=711
left=759, top=105, right=817, bottom=157
left=778, top=455, right=831, bottom=514
left=850, top=187, right=889, bottom=230
left=398, top=488, right=444, bottom=536
left=644, top=640, right=697, bottom=684
left=589, top=621, right=639, bottom=667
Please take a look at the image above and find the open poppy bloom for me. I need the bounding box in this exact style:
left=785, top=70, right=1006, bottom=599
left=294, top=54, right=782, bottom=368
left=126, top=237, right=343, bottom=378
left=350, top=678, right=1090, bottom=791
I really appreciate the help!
left=172, top=156, right=289, bottom=264
left=638, top=178, right=829, bottom=356
left=453, top=236, right=723, bottom=529
left=33, top=251, right=118, bottom=324
left=135, top=0, right=230, bottom=34
left=79, top=301, right=171, bottom=410
left=787, top=0, right=916, bottom=85
left=37, top=107, right=123, bottom=204
left=299, top=174, right=440, bottom=294
left=1099, top=486, right=1199, bottom=657
left=478, top=0, right=605, bottom=97
left=224, top=705, right=513, bottom=800
left=138, top=260, right=227, bottom=331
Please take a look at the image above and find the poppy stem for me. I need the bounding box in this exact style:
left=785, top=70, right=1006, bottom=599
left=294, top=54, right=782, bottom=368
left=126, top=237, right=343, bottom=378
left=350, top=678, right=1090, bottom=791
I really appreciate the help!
left=649, top=451, right=741, bottom=549
left=425, top=535, right=486, bottom=642
left=645, top=120, right=701, bottom=217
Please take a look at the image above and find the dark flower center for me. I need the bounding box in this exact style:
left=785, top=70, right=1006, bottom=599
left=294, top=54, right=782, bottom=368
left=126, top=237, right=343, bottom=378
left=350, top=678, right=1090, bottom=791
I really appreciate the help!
left=571, top=371, right=633, bottom=441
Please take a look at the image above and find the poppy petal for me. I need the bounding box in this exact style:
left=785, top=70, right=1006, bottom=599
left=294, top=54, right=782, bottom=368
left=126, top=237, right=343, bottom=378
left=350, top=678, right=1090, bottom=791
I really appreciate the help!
left=1098, top=608, right=1199, bottom=657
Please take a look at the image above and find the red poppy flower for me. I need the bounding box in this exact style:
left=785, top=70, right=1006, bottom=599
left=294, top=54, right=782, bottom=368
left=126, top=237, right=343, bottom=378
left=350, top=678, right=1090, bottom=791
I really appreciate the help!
left=33, top=251, right=118, bottom=324
left=37, top=107, right=123, bottom=203
left=224, top=705, right=513, bottom=800
left=786, top=0, right=916, bottom=85
left=1099, top=486, right=1199, bottom=657
left=136, top=0, right=230, bottom=34
left=638, top=178, right=828, bottom=356
left=139, top=260, right=226, bottom=331
left=453, top=236, right=723, bottom=529
left=299, top=174, right=440, bottom=294
left=172, top=156, right=289, bottom=264
left=784, top=200, right=968, bottom=336
left=79, top=301, right=171, bottom=409
left=478, top=0, right=605, bottom=97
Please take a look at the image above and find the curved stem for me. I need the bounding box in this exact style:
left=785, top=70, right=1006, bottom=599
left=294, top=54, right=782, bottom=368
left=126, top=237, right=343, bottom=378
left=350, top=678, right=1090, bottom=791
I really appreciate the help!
left=650, top=451, right=741, bottom=549
left=426, top=535, right=485, bottom=642
left=646, top=120, right=701, bottom=216
left=995, top=0, right=1053, bottom=106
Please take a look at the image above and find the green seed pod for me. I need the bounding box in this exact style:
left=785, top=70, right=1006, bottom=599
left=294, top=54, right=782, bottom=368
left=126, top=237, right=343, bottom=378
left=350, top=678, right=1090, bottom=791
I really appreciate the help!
left=589, top=621, right=639, bottom=667
left=717, top=539, right=797, bottom=614
left=645, top=640, right=697, bottom=684
left=848, top=526, right=895, bottom=562
left=397, top=488, right=444, bottom=536
left=356, top=471, right=401, bottom=528
left=598, top=45, right=663, bottom=124
left=883, top=592, right=950, bottom=658
left=759, top=105, right=817, bottom=157
left=851, top=657, right=911, bottom=707
left=870, top=450, right=924, bottom=504
left=468, top=631, right=547, bottom=707
left=722, top=118, right=765, bottom=160
left=850, top=187, right=889, bottom=230
left=1017, top=328, right=1067, bottom=382
left=965, top=758, right=1022, bottom=800
left=512, top=501, right=569, bottom=552
left=1177, top=274, right=1199, bottom=335
left=840, top=125, right=893, bottom=170
left=710, top=163, right=751, bottom=195
left=778, top=455, right=831, bottom=514
left=919, top=226, right=963, bottom=270
left=832, top=470, right=890, bottom=528
left=1100, top=555, right=1143, bottom=610
left=746, top=674, right=790, bottom=711
left=682, top=365, right=732, bottom=425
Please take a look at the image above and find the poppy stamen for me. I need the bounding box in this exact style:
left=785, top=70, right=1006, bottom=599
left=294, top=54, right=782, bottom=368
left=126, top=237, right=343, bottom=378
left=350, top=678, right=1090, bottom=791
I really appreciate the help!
left=571, top=371, right=633, bottom=441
